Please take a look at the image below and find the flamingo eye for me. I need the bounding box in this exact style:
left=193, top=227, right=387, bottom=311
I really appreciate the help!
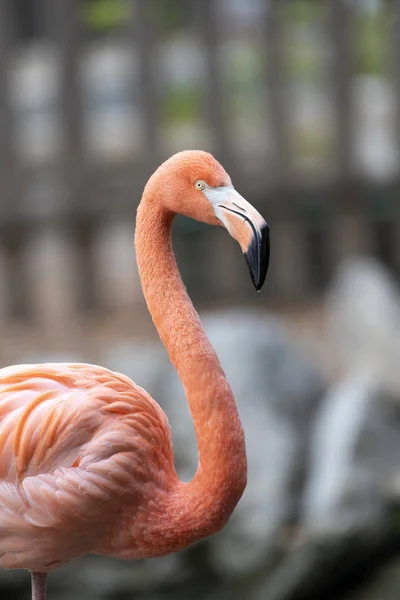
left=194, top=180, right=206, bottom=191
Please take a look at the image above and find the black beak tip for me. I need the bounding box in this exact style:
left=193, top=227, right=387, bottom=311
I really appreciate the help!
left=244, top=223, right=270, bottom=292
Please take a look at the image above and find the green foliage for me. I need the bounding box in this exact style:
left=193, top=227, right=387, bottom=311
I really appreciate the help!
left=283, top=0, right=389, bottom=78
left=83, top=0, right=129, bottom=32
left=354, top=8, right=390, bottom=75
left=292, top=128, right=332, bottom=157
left=282, top=0, right=327, bottom=25
left=161, top=85, right=202, bottom=124
left=286, top=39, right=324, bottom=81
left=151, top=0, right=187, bottom=34
left=284, top=2, right=327, bottom=81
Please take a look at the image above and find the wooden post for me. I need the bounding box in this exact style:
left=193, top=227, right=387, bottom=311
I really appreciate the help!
left=391, top=1, right=400, bottom=274
left=0, top=1, right=16, bottom=216
left=329, top=0, right=353, bottom=180
left=393, top=0, right=400, bottom=169
left=264, top=1, right=290, bottom=183
left=130, top=0, right=160, bottom=165
left=194, top=0, right=234, bottom=169
left=46, top=0, right=94, bottom=316
left=45, top=0, right=84, bottom=207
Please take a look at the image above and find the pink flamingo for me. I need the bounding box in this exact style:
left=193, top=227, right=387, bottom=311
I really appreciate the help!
left=0, top=151, right=269, bottom=600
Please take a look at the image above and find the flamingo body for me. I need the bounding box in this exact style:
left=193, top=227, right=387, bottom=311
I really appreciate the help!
left=0, top=363, right=174, bottom=571
left=0, top=151, right=270, bottom=599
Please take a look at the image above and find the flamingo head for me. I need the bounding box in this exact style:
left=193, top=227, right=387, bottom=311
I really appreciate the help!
left=149, top=150, right=270, bottom=291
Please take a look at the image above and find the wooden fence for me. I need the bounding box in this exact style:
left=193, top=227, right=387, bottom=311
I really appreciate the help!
left=0, top=0, right=399, bottom=333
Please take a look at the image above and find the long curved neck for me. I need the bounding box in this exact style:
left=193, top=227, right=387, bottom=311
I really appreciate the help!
left=134, top=193, right=247, bottom=550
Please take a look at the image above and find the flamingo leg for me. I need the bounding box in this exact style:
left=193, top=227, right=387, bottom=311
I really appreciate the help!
left=31, top=572, right=47, bottom=600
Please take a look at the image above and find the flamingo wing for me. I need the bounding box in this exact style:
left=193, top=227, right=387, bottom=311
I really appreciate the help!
left=0, top=363, right=173, bottom=570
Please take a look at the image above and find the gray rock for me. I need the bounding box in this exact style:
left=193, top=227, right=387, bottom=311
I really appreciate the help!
left=327, top=257, right=400, bottom=393
left=305, top=258, right=400, bottom=535
left=250, top=526, right=397, bottom=600
left=344, top=556, right=400, bottom=600
left=302, top=372, right=400, bottom=535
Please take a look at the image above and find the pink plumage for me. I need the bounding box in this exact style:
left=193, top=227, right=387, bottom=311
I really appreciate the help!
left=0, top=151, right=269, bottom=600
left=0, top=363, right=174, bottom=571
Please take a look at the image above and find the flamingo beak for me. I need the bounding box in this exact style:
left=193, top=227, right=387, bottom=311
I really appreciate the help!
left=204, top=186, right=270, bottom=291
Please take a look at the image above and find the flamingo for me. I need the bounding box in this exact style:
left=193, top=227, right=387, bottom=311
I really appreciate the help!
left=0, top=151, right=269, bottom=600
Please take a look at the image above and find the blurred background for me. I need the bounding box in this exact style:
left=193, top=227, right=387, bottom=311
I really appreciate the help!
left=0, top=0, right=400, bottom=598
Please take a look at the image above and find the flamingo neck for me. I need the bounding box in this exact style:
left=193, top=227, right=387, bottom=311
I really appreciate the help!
left=134, top=193, right=247, bottom=551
